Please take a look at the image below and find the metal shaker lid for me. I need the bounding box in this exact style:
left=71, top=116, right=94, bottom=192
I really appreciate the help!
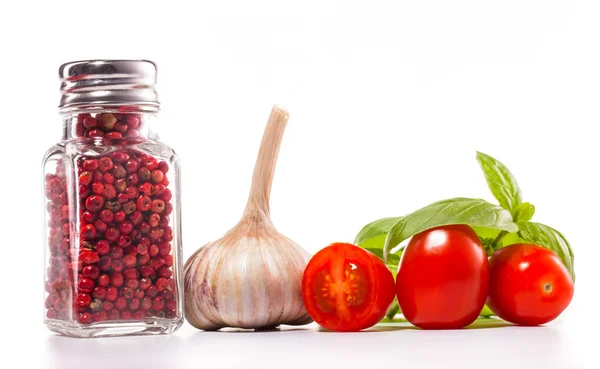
left=59, top=59, right=159, bottom=111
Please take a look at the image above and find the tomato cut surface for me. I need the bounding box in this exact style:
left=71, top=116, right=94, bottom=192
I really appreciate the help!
left=302, top=243, right=395, bottom=332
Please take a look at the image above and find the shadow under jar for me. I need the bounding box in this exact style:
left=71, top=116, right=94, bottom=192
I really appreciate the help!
left=43, top=60, right=183, bottom=337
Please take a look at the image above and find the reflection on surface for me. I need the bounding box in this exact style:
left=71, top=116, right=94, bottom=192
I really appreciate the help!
left=45, top=323, right=579, bottom=369
left=182, top=324, right=575, bottom=369
left=45, top=334, right=184, bottom=369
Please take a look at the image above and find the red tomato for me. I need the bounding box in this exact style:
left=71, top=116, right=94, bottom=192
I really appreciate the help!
left=487, top=243, right=574, bottom=325
left=396, top=225, right=489, bottom=329
left=302, top=243, right=395, bottom=331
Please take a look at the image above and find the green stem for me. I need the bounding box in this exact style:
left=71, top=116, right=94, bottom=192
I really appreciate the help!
left=386, top=301, right=400, bottom=319
left=491, top=230, right=508, bottom=249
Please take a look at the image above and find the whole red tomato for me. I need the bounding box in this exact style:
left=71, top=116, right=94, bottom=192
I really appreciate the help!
left=302, top=243, right=395, bottom=332
left=396, top=225, right=489, bottom=329
left=487, top=243, right=574, bottom=325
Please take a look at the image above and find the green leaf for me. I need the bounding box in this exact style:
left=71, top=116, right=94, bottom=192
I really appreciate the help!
left=517, top=222, right=575, bottom=281
left=513, top=202, right=536, bottom=223
left=355, top=217, right=403, bottom=247
left=383, top=198, right=518, bottom=261
left=357, top=234, right=388, bottom=250
left=364, top=247, right=401, bottom=272
left=498, top=231, right=524, bottom=247
left=473, top=226, right=502, bottom=251
left=356, top=217, right=405, bottom=271
left=476, top=151, right=523, bottom=212
left=472, top=226, right=502, bottom=240
left=480, top=304, right=495, bottom=317
left=473, top=227, right=525, bottom=249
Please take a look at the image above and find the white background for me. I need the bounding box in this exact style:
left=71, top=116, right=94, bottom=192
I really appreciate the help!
left=0, top=0, right=598, bottom=368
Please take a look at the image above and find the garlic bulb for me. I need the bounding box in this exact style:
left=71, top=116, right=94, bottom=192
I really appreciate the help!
left=184, top=106, right=313, bottom=330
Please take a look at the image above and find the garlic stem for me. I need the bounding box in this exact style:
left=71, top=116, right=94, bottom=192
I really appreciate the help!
left=245, top=105, right=289, bottom=216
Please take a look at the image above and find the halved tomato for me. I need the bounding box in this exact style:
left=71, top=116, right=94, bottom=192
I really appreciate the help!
left=301, top=243, right=395, bottom=331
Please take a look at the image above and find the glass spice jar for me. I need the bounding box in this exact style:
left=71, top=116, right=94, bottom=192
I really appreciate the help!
left=43, top=60, right=183, bottom=337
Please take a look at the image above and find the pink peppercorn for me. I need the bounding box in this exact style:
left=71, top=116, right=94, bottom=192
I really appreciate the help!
left=45, top=108, right=179, bottom=329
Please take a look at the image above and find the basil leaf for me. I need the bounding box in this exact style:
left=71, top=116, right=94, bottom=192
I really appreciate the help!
left=476, top=151, right=523, bottom=212
left=480, top=304, right=495, bottom=317
left=497, top=231, right=524, bottom=247
left=364, top=247, right=401, bottom=272
left=472, top=226, right=502, bottom=240
left=517, top=222, right=575, bottom=281
left=513, top=202, right=536, bottom=223
left=383, top=198, right=518, bottom=261
left=358, top=234, right=388, bottom=250
left=473, top=227, right=525, bottom=249
left=355, top=216, right=403, bottom=247
left=472, top=226, right=502, bottom=248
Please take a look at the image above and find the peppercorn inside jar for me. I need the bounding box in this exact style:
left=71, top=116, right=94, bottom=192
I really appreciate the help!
left=43, top=60, right=183, bottom=337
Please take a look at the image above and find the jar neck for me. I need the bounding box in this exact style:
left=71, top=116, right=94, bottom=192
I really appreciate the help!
left=61, top=106, right=159, bottom=141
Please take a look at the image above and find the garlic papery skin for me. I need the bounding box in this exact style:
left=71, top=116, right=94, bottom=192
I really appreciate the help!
left=184, top=216, right=312, bottom=330
left=184, top=106, right=313, bottom=330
